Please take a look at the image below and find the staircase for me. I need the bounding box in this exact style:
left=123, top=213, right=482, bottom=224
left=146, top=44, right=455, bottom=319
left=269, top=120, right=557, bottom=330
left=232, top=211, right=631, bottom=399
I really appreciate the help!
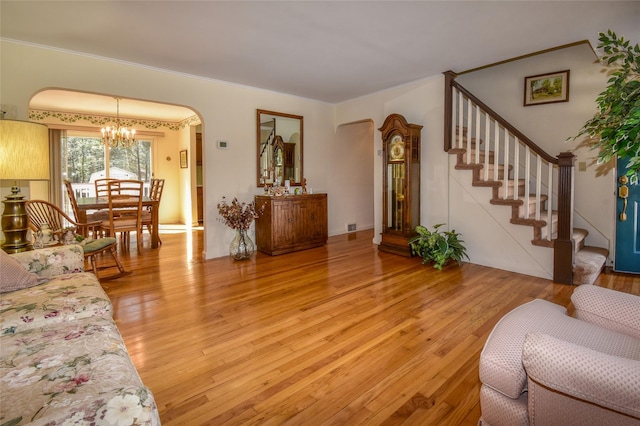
left=444, top=72, right=608, bottom=285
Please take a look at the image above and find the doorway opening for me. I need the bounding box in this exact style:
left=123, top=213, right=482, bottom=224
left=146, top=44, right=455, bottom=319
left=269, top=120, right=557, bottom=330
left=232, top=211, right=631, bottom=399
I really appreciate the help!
left=29, top=89, right=203, bottom=231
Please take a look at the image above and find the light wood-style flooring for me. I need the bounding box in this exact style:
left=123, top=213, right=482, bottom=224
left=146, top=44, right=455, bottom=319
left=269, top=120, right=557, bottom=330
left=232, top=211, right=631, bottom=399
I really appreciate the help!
left=101, top=229, right=640, bottom=425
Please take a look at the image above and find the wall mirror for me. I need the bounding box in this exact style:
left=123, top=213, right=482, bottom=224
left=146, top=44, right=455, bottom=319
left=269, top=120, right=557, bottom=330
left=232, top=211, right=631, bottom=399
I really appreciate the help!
left=257, top=109, right=303, bottom=187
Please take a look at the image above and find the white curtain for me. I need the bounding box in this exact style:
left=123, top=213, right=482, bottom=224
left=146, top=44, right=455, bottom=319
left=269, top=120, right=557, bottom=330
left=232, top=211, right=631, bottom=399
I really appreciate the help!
left=48, top=128, right=65, bottom=206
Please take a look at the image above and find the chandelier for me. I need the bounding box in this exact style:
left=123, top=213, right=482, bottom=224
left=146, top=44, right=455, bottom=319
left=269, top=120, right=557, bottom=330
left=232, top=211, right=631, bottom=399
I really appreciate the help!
left=101, top=97, right=137, bottom=148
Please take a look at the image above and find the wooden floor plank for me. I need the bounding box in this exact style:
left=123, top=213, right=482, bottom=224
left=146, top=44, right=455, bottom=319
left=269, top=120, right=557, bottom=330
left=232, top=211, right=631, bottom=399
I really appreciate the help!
left=100, top=229, right=640, bottom=425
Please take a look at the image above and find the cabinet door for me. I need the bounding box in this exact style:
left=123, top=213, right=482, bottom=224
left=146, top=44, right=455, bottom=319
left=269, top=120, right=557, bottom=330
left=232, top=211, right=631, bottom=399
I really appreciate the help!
left=294, top=200, right=311, bottom=243
left=254, top=197, right=272, bottom=253
left=273, top=200, right=295, bottom=248
left=305, top=197, right=327, bottom=242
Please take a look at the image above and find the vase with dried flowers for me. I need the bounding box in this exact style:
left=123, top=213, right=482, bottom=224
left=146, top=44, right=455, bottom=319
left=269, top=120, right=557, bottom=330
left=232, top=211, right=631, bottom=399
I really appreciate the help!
left=217, top=197, right=263, bottom=260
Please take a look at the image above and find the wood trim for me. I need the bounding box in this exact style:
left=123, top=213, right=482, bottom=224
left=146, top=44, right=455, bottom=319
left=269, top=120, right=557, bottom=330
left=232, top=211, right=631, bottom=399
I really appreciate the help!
left=443, top=71, right=457, bottom=152
left=554, top=151, right=575, bottom=284
left=457, top=40, right=596, bottom=76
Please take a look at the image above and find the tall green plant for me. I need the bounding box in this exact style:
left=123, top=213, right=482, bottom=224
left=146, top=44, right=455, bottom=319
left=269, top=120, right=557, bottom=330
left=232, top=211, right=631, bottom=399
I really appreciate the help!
left=409, top=224, right=469, bottom=270
left=572, top=30, right=640, bottom=176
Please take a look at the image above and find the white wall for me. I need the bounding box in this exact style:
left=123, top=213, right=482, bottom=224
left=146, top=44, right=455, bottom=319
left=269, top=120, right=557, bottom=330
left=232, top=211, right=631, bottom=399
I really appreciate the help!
left=335, top=75, right=450, bottom=245
left=326, top=121, right=376, bottom=234
left=151, top=128, right=183, bottom=224
left=0, top=40, right=337, bottom=259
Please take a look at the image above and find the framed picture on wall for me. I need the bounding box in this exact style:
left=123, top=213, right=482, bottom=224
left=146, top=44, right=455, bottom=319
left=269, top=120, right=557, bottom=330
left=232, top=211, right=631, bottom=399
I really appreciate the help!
left=180, top=150, right=188, bottom=168
left=524, top=70, right=570, bottom=106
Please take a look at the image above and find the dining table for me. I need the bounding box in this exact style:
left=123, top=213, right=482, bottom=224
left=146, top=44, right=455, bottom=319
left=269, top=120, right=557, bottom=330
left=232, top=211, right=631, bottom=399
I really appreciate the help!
left=76, top=196, right=160, bottom=249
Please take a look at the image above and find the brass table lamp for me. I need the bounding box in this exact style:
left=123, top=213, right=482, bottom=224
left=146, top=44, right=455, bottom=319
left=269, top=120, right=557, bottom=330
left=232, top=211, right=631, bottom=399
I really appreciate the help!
left=1, top=120, right=50, bottom=253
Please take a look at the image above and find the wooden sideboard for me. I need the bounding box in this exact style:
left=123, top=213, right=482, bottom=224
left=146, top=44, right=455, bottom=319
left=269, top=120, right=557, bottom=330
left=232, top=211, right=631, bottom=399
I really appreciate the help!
left=254, top=194, right=328, bottom=255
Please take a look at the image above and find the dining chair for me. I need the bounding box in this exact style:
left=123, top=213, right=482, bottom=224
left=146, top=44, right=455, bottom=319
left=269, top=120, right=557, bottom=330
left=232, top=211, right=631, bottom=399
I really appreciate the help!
left=94, top=178, right=119, bottom=198
left=100, top=179, right=144, bottom=252
left=64, top=179, right=109, bottom=226
left=25, top=200, right=129, bottom=280
left=142, top=178, right=165, bottom=245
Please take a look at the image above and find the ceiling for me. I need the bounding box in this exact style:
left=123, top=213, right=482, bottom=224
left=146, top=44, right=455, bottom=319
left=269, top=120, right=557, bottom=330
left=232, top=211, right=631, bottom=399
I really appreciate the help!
left=2, top=1, right=639, bottom=118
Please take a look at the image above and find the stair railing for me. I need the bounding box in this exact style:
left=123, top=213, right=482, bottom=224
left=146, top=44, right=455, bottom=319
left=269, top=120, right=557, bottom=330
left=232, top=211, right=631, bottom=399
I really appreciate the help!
left=444, top=71, right=575, bottom=284
left=260, top=126, right=276, bottom=156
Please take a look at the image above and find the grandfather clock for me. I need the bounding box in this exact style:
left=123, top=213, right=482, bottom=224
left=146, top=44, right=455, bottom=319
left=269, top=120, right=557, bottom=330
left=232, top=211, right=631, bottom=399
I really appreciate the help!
left=379, top=114, right=422, bottom=256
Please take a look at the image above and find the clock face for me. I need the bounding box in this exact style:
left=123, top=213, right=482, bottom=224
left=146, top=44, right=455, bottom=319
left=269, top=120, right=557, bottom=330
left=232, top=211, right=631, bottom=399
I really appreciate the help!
left=389, top=135, right=405, bottom=161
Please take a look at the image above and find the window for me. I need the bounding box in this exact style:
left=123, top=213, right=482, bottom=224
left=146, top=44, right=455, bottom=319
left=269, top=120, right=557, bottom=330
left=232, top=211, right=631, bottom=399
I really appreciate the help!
left=62, top=135, right=153, bottom=213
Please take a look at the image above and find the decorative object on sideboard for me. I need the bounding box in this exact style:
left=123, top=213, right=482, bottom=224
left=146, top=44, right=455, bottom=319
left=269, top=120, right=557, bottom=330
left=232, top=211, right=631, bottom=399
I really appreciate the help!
left=217, top=197, right=264, bottom=260
left=1, top=120, right=50, bottom=253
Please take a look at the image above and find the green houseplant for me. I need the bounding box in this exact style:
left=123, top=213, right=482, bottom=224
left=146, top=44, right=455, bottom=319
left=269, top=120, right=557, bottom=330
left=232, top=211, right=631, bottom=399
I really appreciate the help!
left=409, top=224, right=469, bottom=270
left=572, top=30, right=640, bottom=176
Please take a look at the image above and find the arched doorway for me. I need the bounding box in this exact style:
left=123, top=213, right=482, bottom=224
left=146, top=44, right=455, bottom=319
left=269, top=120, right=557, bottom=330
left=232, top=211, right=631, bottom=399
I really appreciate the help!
left=331, top=120, right=375, bottom=235
left=28, top=89, right=202, bottom=230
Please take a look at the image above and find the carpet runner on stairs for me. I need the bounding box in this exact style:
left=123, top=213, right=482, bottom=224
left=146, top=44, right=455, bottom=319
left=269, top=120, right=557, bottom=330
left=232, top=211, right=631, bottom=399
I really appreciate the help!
left=574, top=246, right=609, bottom=286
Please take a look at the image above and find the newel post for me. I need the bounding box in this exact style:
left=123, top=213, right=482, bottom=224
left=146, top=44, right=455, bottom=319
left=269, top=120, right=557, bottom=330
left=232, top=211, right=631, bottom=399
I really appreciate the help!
left=443, top=71, right=457, bottom=152
left=553, top=151, right=575, bottom=284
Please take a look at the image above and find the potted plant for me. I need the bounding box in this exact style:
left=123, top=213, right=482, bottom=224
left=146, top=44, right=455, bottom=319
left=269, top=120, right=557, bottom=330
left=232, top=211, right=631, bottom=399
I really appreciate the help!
left=217, top=197, right=264, bottom=260
left=409, top=224, right=469, bottom=270
left=572, top=30, right=640, bottom=176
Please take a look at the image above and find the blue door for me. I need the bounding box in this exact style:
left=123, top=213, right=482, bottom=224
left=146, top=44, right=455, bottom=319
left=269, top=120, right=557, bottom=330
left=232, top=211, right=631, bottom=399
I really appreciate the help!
left=615, top=157, right=640, bottom=273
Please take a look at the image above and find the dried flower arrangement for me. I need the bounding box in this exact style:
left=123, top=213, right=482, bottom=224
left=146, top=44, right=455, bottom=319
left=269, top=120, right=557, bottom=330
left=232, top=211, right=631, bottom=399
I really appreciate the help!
left=217, top=197, right=264, bottom=230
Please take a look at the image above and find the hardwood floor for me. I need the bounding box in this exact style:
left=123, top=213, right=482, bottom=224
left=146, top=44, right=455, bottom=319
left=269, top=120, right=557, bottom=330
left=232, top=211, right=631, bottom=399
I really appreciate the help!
left=101, top=229, right=640, bottom=425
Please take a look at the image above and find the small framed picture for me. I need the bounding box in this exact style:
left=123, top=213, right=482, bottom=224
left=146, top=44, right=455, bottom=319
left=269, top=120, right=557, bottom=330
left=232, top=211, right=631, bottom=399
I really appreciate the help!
left=180, top=150, right=188, bottom=168
left=524, top=70, right=570, bottom=106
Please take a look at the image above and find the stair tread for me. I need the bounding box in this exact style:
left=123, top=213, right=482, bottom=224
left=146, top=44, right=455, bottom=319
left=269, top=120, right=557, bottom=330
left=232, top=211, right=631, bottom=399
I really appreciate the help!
left=576, top=245, right=609, bottom=258
left=573, top=228, right=588, bottom=251
left=491, top=194, right=549, bottom=206
left=532, top=228, right=590, bottom=251
left=573, top=246, right=609, bottom=286
left=513, top=209, right=557, bottom=223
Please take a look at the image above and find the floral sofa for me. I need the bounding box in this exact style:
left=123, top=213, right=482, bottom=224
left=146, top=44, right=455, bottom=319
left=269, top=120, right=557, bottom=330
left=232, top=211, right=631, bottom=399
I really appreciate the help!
left=0, top=245, right=160, bottom=425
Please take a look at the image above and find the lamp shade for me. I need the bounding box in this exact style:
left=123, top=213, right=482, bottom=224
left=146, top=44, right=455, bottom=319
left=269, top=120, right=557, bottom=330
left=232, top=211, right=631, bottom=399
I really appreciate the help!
left=0, top=120, right=50, bottom=180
